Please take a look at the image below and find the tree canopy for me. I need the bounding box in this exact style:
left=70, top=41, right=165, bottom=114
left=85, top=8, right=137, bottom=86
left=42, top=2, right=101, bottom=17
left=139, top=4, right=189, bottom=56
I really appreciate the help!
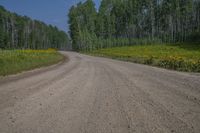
left=0, top=6, right=70, bottom=50
left=68, top=0, right=200, bottom=51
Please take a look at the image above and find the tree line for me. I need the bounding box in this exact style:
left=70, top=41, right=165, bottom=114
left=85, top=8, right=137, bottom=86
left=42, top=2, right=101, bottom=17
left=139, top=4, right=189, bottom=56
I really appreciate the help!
left=68, top=0, right=200, bottom=51
left=0, top=6, right=70, bottom=50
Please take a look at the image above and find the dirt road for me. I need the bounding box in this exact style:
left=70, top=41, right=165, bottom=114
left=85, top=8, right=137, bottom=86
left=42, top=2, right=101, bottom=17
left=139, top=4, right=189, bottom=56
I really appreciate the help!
left=0, top=52, right=200, bottom=133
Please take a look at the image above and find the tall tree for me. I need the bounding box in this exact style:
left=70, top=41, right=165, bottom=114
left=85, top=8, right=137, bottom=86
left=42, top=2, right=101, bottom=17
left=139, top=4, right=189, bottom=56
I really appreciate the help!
left=68, top=0, right=200, bottom=51
left=0, top=6, right=70, bottom=50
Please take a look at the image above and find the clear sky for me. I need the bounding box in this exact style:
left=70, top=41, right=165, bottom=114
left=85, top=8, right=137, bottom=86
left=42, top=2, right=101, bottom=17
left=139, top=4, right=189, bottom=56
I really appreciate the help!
left=0, top=0, right=101, bottom=33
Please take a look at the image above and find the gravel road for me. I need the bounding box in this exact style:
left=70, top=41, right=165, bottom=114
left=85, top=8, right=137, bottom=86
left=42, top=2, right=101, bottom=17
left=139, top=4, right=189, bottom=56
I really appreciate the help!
left=0, top=52, right=200, bottom=133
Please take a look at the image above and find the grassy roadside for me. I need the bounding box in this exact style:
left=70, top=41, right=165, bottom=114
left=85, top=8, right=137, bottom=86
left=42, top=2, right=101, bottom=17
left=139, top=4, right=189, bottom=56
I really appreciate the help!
left=85, top=44, right=200, bottom=72
left=0, top=49, right=64, bottom=76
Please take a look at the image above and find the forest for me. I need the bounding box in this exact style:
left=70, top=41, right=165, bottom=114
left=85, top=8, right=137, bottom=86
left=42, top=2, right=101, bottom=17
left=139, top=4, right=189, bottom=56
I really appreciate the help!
left=0, top=6, right=70, bottom=50
left=68, top=0, right=200, bottom=51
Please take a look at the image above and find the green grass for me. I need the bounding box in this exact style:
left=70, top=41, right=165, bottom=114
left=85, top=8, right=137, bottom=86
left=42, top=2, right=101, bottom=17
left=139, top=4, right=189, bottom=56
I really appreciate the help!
left=0, top=49, right=64, bottom=76
left=87, top=44, right=200, bottom=72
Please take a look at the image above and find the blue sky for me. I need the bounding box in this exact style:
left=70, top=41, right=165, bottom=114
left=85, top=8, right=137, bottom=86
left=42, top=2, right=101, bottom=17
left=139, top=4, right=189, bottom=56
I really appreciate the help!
left=0, top=0, right=101, bottom=33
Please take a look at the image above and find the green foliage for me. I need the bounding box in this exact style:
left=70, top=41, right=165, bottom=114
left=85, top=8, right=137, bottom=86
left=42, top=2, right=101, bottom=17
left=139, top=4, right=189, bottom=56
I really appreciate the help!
left=187, top=31, right=200, bottom=43
left=68, top=0, right=200, bottom=51
left=0, top=50, right=64, bottom=76
left=0, top=6, right=70, bottom=50
left=86, top=44, right=200, bottom=72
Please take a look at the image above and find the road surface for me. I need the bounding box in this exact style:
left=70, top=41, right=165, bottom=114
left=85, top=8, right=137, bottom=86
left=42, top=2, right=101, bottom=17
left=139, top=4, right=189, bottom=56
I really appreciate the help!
left=0, top=52, right=200, bottom=133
